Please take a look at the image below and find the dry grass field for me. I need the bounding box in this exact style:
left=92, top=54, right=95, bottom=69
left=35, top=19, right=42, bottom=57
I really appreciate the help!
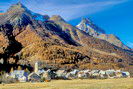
left=0, top=78, right=133, bottom=89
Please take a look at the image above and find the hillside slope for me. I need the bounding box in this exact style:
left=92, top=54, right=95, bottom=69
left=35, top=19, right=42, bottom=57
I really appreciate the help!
left=0, top=3, right=132, bottom=72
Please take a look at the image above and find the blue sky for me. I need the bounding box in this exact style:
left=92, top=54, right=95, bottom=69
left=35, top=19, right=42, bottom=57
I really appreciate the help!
left=0, top=0, right=133, bottom=48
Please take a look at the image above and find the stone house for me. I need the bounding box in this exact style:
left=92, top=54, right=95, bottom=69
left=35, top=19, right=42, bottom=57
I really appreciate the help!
left=10, top=70, right=28, bottom=82
left=28, top=72, right=41, bottom=82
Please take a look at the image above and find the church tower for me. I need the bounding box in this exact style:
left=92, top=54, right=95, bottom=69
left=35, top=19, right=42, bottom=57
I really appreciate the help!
left=34, top=61, right=39, bottom=73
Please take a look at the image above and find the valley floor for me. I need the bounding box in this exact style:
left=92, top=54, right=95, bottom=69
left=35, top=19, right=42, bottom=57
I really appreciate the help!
left=0, top=78, right=133, bottom=89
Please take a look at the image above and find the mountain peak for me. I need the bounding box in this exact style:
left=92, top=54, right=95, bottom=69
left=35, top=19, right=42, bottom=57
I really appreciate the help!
left=7, top=2, right=28, bottom=13
left=76, top=18, right=129, bottom=49
left=50, top=15, right=65, bottom=22
left=81, top=18, right=92, bottom=25
left=77, top=18, right=105, bottom=34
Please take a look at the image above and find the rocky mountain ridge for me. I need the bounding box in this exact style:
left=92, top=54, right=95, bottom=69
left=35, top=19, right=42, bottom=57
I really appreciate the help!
left=0, top=3, right=132, bottom=73
left=76, top=18, right=129, bottom=50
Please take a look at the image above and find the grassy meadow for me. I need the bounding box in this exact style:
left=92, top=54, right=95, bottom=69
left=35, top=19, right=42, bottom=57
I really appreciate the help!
left=0, top=78, right=133, bottom=89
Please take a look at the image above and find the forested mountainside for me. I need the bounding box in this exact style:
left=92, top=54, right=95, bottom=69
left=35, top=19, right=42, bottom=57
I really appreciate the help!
left=0, top=3, right=132, bottom=73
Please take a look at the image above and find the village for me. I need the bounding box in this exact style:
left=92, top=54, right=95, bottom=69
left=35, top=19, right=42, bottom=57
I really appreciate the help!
left=0, top=61, right=131, bottom=84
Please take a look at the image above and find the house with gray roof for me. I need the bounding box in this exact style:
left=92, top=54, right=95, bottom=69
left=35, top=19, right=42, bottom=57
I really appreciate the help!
left=10, top=70, right=28, bottom=82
